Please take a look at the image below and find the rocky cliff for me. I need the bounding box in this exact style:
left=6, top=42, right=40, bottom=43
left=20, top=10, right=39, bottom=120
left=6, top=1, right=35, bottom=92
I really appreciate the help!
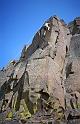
left=0, top=16, right=80, bottom=124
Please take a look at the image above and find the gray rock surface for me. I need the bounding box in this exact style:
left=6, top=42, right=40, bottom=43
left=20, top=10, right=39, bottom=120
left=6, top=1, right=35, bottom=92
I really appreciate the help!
left=0, top=16, right=80, bottom=124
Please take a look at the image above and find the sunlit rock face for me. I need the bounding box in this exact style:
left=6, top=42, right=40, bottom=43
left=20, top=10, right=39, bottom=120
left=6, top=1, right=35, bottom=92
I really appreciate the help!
left=20, top=16, right=71, bottom=112
left=0, top=16, right=80, bottom=124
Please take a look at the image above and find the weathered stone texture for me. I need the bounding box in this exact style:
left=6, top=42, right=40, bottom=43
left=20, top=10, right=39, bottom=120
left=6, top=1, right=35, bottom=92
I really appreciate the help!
left=0, top=16, right=80, bottom=124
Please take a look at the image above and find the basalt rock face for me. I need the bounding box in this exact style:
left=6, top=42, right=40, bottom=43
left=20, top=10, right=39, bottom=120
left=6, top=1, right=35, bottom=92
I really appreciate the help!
left=0, top=16, right=80, bottom=124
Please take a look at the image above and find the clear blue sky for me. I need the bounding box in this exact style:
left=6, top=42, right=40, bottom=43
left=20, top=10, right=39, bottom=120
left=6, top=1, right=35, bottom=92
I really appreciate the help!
left=0, top=0, right=80, bottom=68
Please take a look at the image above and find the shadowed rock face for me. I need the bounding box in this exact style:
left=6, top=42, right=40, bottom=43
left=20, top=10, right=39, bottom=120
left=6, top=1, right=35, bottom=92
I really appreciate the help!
left=68, top=17, right=80, bottom=35
left=0, top=16, right=80, bottom=124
